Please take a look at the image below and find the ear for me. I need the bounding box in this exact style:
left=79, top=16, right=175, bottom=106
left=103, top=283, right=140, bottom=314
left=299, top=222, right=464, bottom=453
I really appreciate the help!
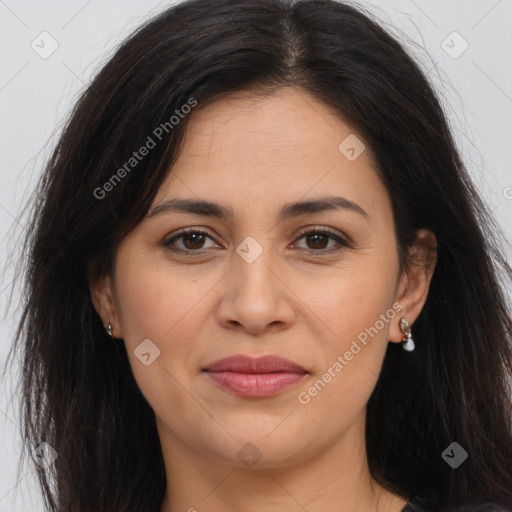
left=89, top=275, right=122, bottom=339
left=389, top=228, right=437, bottom=343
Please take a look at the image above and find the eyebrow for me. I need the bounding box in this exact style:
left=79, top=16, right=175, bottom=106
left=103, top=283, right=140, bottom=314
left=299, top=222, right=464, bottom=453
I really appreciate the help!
left=147, top=196, right=368, bottom=221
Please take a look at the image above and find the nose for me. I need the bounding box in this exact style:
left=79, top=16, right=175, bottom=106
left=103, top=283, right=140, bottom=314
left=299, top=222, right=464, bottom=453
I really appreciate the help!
left=215, top=249, right=296, bottom=336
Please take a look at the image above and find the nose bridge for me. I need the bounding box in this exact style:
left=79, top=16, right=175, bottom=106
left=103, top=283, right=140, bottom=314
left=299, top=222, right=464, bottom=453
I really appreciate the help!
left=233, top=236, right=279, bottom=305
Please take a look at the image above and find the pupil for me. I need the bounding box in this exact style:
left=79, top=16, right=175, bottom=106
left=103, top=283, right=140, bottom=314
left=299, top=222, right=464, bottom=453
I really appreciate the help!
left=307, top=233, right=328, bottom=249
left=184, top=233, right=205, bottom=250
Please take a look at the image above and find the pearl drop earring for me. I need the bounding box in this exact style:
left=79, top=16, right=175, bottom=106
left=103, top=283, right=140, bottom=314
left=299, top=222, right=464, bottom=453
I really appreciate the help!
left=399, top=317, right=415, bottom=352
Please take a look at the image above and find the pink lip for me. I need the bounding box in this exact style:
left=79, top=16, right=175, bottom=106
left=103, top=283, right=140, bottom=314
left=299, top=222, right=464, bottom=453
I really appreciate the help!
left=202, top=355, right=308, bottom=398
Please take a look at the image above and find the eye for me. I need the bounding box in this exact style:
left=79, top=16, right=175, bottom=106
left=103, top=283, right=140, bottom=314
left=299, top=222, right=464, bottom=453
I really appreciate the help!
left=292, top=227, right=351, bottom=254
left=162, top=226, right=351, bottom=255
left=163, top=228, right=219, bottom=252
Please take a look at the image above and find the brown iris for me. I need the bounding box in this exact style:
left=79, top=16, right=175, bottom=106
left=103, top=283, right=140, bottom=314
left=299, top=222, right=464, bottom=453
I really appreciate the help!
left=305, top=232, right=329, bottom=250
left=181, top=232, right=207, bottom=250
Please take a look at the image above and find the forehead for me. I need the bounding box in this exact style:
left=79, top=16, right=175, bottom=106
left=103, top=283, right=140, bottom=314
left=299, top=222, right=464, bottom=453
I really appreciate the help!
left=153, top=87, right=390, bottom=218
left=183, top=87, right=356, bottom=160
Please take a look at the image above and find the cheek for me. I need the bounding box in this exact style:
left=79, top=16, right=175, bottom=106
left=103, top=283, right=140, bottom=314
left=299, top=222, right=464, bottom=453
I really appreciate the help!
left=114, top=251, right=212, bottom=345
left=310, top=259, right=398, bottom=346
left=300, top=256, right=399, bottom=404
left=113, top=257, right=211, bottom=420
left=113, top=253, right=221, bottom=403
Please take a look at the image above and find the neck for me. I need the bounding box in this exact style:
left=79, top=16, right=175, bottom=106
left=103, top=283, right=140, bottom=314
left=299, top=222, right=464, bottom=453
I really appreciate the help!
left=157, top=412, right=407, bottom=512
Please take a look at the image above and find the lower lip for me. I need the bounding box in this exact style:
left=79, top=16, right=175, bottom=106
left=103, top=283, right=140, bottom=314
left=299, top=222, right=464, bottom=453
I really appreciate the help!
left=204, top=371, right=307, bottom=398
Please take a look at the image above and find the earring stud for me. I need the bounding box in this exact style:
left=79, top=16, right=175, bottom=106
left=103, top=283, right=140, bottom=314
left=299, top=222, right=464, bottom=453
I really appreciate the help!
left=399, top=317, right=415, bottom=352
left=106, top=322, right=113, bottom=338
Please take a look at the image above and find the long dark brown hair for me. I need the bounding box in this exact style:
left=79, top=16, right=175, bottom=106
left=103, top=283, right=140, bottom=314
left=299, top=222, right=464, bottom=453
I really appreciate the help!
left=6, top=0, right=512, bottom=511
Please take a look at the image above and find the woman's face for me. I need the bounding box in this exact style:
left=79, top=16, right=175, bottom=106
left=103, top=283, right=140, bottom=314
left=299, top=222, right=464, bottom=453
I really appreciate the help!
left=93, top=86, right=432, bottom=470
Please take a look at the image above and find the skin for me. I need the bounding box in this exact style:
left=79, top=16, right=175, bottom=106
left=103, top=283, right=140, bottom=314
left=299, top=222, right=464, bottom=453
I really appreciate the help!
left=91, top=86, right=437, bottom=512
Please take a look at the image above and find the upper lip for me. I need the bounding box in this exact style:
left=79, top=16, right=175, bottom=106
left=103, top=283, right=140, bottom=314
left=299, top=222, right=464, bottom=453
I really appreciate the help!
left=203, top=355, right=307, bottom=374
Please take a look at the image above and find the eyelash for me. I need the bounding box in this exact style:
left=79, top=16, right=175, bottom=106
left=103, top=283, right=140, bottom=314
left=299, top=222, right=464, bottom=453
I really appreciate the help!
left=162, top=226, right=352, bottom=255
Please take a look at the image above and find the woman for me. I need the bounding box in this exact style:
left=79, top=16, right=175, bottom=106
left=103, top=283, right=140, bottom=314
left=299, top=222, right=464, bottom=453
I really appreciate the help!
left=8, top=0, right=512, bottom=511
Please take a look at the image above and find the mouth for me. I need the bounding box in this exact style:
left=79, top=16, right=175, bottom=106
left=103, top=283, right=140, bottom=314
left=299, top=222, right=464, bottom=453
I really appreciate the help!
left=202, top=354, right=308, bottom=398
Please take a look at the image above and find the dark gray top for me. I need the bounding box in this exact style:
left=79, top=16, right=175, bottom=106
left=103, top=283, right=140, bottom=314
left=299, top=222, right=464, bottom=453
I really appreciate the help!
left=401, top=501, right=511, bottom=511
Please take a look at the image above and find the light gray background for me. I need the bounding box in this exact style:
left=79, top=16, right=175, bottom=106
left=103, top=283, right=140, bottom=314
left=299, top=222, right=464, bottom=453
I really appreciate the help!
left=1, top=1, right=511, bottom=510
